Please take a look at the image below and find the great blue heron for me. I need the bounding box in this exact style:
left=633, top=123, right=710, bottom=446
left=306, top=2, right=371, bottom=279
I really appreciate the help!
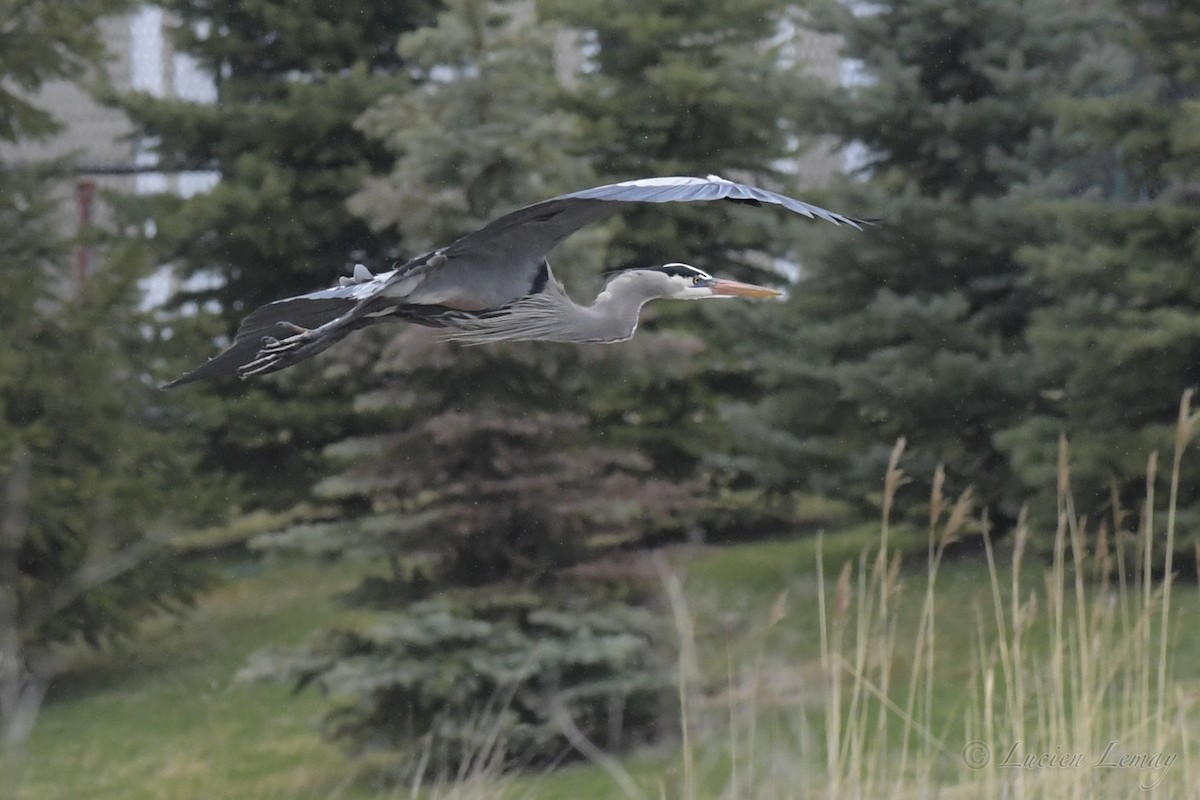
left=165, top=175, right=866, bottom=388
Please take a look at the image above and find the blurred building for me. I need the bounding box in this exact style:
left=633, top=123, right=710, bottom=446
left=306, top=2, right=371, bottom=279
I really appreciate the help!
left=779, top=20, right=846, bottom=187
left=0, top=7, right=216, bottom=286
left=1, top=15, right=136, bottom=173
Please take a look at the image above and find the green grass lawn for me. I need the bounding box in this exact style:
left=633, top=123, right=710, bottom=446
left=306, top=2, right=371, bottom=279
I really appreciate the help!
left=18, top=536, right=866, bottom=800
left=21, top=557, right=399, bottom=800
left=18, top=528, right=1200, bottom=799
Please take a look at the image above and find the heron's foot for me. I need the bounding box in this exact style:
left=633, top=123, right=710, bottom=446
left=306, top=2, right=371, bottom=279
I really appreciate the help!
left=238, top=322, right=318, bottom=378
left=258, top=322, right=310, bottom=354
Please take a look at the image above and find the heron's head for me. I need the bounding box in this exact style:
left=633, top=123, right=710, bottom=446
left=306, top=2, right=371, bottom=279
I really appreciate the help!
left=608, top=262, right=783, bottom=302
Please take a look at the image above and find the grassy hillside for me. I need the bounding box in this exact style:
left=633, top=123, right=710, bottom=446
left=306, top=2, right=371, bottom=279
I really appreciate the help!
left=18, top=513, right=1200, bottom=799
left=21, top=558, right=392, bottom=800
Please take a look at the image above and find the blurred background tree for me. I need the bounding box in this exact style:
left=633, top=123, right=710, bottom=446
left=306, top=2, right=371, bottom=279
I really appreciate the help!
left=540, top=0, right=807, bottom=268
left=231, top=0, right=851, bottom=767
left=239, top=0, right=692, bottom=768
left=538, top=0, right=820, bottom=534
left=116, top=0, right=440, bottom=512
left=997, top=0, right=1200, bottom=541
left=728, top=0, right=1125, bottom=528
left=0, top=1, right=207, bottom=793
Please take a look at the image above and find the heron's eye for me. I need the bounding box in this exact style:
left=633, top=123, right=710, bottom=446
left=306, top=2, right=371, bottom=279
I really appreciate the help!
left=692, top=276, right=705, bottom=285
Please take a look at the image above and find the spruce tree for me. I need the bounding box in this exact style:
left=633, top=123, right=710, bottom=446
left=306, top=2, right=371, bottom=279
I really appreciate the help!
left=119, top=0, right=439, bottom=510
left=534, top=0, right=813, bottom=512
left=249, top=0, right=868, bottom=769
left=244, top=0, right=687, bottom=769
left=1, top=2, right=205, bottom=791
left=736, top=0, right=1117, bottom=523
left=0, top=0, right=128, bottom=140
left=539, top=0, right=804, bottom=281
left=997, top=0, right=1200, bottom=537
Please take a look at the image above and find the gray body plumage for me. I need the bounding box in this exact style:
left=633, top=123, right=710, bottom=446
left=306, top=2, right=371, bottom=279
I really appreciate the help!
left=443, top=267, right=674, bottom=345
left=165, top=175, right=866, bottom=387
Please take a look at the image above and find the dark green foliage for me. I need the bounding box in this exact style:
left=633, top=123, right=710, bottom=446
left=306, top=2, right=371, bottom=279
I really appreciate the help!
left=0, top=171, right=207, bottom=651
left=240, top=591, right=670, bottom=775
left=2, top=18, right=207, bottom=793
left=998, top=1, right=1200, bottom=534
left=0, top=0, right=205, bottom=658
left=120, top=0, right=440, bottom=318
left=250, top=328, right=696, bottom=767
left=119, top=0, right=439, bottom=510
left=538, top=0, right=793, bottom=176
left=535, top=0, right=813, bottom=519
left=244, top=0, right=697, bottom=770
left=540, top=0, right=804, bottom=275
left=348, top=0, right=588, bottom=247
left=737, top=0, right=1118, bottom=523
left=254, top=329, right=705, bottom=597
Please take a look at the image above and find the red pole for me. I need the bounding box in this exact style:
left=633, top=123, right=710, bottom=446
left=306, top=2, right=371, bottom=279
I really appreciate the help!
left=75, top=178, right=96, bottom=289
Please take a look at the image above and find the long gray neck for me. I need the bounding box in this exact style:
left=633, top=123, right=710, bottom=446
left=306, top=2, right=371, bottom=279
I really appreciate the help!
left=568, top=282, right=651, bottom=342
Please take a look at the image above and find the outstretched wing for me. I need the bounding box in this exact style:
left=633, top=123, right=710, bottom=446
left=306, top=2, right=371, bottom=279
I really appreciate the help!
left=378, top=175, right=867, bottom=315
left=437, top=174, right=866, bottom=276
left=559, top=175, right=866, bottom=226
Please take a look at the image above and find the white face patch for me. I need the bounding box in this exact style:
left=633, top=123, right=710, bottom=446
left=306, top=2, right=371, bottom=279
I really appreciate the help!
left=659, top=262, right=713, bottom=282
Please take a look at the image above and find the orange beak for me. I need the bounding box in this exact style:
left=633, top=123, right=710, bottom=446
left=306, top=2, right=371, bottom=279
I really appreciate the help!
left=708, top=278, right=784, bottom=298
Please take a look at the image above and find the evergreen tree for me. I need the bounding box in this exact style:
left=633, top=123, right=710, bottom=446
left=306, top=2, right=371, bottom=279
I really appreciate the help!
left=533, top=0, right=815, bottom=517
left=539, top=0, right=804, bottom=280
left=540, top=0, right=800, bottom=180
left=119, top=0, right=439, bottom=510
left=997, top=0, right=1200, bottom=537
left=244, top=0, right=688, bottom=770
left=1, top=2, right=205, bottom=792
left=735, top=0, right=1117, bottom=523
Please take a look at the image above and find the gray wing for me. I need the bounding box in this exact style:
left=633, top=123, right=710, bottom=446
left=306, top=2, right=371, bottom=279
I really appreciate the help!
left=556, top=175, right=867, bottom=227
left=162, top=290, right=365, bottom=388
left=412, top=175, right=867, bottom=309
left=437, top=174, right=866, bottom=275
